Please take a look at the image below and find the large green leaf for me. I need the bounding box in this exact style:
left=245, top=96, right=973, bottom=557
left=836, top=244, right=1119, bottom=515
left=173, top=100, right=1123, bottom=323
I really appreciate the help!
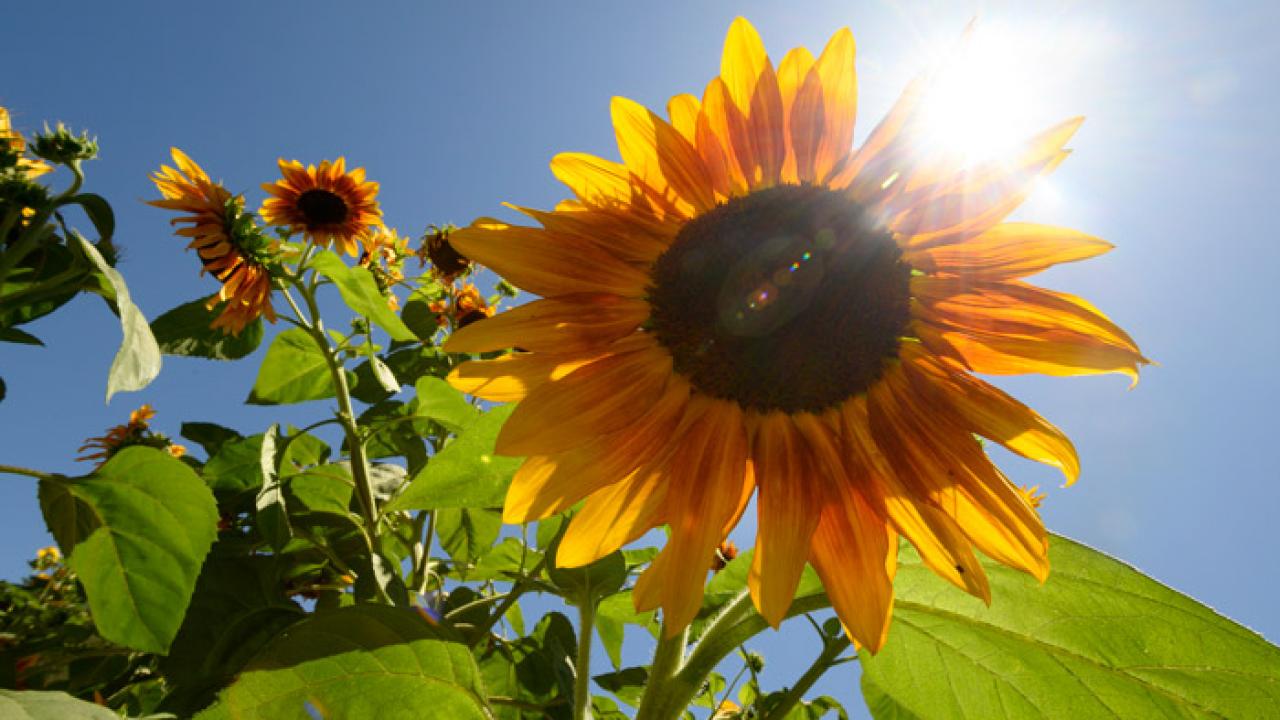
left=436, top=508, right=503, bottom=572
left=861, top=535, right=1280, bottom=719
left=246, top=327, right=336, bottom=405
left=386, top=404, right=520, bottom=512
left=477, top=612, right=576, bottom=718
left=37, top=446, right=218, bottom=653
left=196, top=604, right=491, bottom=719
left=159, top=555, right=305, bottom=716
left=413, top=376, right=479, bottom=432
left=77, top=236, right=161, bottom=402
left=309, top=251, right=416, bottom=341
left=0, top=690, right=119, bottom=719
left=202, top=433, right=266, bottom=495
left=151, top=296, right=264, bottom=360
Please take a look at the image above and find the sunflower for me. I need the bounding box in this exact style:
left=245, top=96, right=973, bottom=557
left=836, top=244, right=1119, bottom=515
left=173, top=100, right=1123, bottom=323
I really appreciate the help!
left=149, top=148, right=277, bottom=334
left=260, top=157, right=381, bottom=257
left=444, top=18, right=1147, bottom=651
left=0, top=106, right=52, bottom=179
left=77, top=404, right=185, bottom=466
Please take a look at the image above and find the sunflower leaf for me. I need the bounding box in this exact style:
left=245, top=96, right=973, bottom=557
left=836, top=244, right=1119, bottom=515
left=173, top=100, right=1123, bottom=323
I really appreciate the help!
left=75, top=235, right=161, bottom=403
left=385, top=404, right=520, bottom=512
left=0, top=690, right=121, bottom=719
left=245, top=327, right=336, bottom=405
left=194, top=605, right=491, bottom=719
left=151, top=296, right=265, bottom=360
left=860, top=535, right=1280, bottom=719
left=309, top=251, right=416, bottom=342
left=36, top=446, right=217, bottom=654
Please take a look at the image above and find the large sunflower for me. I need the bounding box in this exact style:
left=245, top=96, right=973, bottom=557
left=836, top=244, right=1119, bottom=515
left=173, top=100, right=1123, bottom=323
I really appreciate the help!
left=149, top=148, right=277, bottom=334
left=259, top=157, right=381, bottom=257
left=445, top=18, right=1147, bottom=651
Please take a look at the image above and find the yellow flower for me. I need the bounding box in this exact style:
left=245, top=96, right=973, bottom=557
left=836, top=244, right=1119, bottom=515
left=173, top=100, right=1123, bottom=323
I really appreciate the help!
left=260, top=157, right=382, bottom=257
left=1018, top=485, right=1046, bottom=509
left=452, top=283, right=494, bottom=329
left=445, top=18, right=1147, bottom=651
left=0, top=106, right=52, bottom=179
left=35, top=546, right=60, bottom=563
left=149, top=148, right=277, bottom=335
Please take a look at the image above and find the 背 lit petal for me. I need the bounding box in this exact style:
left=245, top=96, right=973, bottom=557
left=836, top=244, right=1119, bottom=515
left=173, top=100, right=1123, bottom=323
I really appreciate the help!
left=447, top=16, right=1145, bottom=651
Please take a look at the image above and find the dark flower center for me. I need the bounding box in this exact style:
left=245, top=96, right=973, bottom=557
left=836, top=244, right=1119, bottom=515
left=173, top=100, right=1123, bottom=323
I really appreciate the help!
left=648, top=184, right=912, bottom=414
left=297, top=189, right=349, bottom=226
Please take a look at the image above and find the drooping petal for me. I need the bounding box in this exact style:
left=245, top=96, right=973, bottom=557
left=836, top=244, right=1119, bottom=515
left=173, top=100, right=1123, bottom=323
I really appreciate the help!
left=809, top=480, right=896, bottom=652
left=748, top=414, right=820, bottom=627
left=495, top=336, right=672, bottom=456
left=558, top=462, right=668, bottom=567
left=443, top=294, right=648, bottom=354
left=502, top=376, right=690, bottom=523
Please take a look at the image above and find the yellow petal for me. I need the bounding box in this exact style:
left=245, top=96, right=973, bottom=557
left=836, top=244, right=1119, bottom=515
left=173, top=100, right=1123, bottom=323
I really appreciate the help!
left=720, top=17, right=769, bottom=114
left=748, top=59, right=786, bottom=188
left=496, top=336, right=672, bottom=456
left=667, top=94, right=702, bottom=145
left=907, top=222, right=1113, bottom=279
left=550, top=152, right=642, bottom=209
left=748, top=414, right=820, bottom=627
left=612, top=96, right=715, bottom=214
left=696, top=78, right=746, bottom=198
left=449, top=219, right=650, bottom=298
left=811, top=27, right=857, bottom=182
left=443, top=294, right=649, bottom=354
left=558, top=463, right=667, bottom=567
left=447, top=351, right=605, bottom=403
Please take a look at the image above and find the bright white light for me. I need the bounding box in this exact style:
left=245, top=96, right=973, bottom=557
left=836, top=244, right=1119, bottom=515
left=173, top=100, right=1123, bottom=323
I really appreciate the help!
left=914, top=24, right=1052, bottom=167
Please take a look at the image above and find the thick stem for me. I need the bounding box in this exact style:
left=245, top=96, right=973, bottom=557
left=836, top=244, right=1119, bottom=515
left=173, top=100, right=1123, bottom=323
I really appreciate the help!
left=573, top=600, right=596, bottom=720
left=633, top=622, right=689, bottom=720
left=760, top=636, right=852, bottom=720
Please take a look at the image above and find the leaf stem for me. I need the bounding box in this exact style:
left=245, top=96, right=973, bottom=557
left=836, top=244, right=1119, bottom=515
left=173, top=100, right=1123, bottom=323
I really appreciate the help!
left=634, top=621, right=689, bottom=720
left=0, top=464, right=62, bottom=481
left=573, top=597, right=597, bottom=720
left=759, top=635, right=852, bottom=720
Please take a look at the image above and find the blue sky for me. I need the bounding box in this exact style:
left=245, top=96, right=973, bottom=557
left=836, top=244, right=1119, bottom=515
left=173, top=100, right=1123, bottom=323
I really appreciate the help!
left=3, top=0, right=1278, bottom=713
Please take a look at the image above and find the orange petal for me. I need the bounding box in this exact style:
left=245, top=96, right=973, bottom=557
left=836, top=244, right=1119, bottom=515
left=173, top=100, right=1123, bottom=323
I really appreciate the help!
left=447, top=351, right=606, bottom=403
left=748, top=414, right=821, bottom=627
left=811, top=27, right=857, bottom=182
left=550, top=152, right=645, bottom=209
left=448, top=219, right=650, bottom=298
left=443, top=294, right=648, bottom=354
left=495, top=336, right=672, bottom=456
left=776, top=46, right=816, bottom=184
left=502, top=376, right=689, bottom=523
left=667, top=94, right=702, bottom=146
left=558, top=462, right=668, bottom=567
left=809, top=481, right=895, bottom=653
left=612, top=96, right=716, bottom=215
left=696, top=78, right=746, bottom=198
left=720, top=17, right=769, bottom=115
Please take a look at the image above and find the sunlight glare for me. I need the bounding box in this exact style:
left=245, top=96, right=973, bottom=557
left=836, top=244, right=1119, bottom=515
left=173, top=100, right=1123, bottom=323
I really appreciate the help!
left=915, top=23, right=1051, bottom=167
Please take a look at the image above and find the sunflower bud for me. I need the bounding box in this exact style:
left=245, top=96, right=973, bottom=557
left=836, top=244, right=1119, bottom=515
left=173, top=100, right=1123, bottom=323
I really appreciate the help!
left=30, top=123, right=98, bottom=164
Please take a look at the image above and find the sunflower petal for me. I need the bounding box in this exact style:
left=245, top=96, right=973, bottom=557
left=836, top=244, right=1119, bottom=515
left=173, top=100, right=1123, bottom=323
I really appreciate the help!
left=809, top=482, right=895, bottom=653
left=447, top=351, right=605, bottom=403
left=667, top=93, right=702, bottom=144
left=777, top=46, right=816, bottom=183
left=448, top=220, right=650, bottom=298
left=908, top=222, right=1113, bottom=279
left=720, top=17, right=769, bottom=114
left=612, top=96, right=716, bottom=214
left=558, top=463, right=668, bottom=567
left=811, top=27, right=857, bottom=181
left=496, top=337, right=672, bottom=456
left=749, top=414, right=820, bottom=627
left=443, top=294, right=648, bottom=354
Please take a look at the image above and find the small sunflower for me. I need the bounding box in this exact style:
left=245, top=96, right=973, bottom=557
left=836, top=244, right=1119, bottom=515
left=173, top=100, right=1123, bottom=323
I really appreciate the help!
left=445, top=18, right=1147, bottom=651
left=421, top=224, right=470, bottom=280
left=149, top=148, right=277, bottom=334
left=0, top=106, right=52, bottom=179
left=77, top=404, right=184, bottom=467
left=260, top=157, right=381, bottom=256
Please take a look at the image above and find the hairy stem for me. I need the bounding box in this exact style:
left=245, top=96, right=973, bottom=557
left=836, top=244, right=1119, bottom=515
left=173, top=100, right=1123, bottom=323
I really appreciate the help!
left=634, top=621, right=689, bottom=720
left=0, top=464, right=62, bottom=481
left=573, top=599, right=597, bottom=720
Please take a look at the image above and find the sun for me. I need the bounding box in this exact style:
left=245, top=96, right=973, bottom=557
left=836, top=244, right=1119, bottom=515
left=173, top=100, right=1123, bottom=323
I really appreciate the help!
left=914, top=23, right=1053, bottom=167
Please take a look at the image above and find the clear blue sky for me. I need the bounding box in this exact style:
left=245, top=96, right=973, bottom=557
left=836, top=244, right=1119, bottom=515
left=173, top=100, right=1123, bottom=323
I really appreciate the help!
left=3, top=0, right=1278, bottom=714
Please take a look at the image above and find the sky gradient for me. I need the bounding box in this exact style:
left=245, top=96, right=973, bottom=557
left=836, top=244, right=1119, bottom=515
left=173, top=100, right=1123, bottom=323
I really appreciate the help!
left=3, top=1, right=1278, bottom=714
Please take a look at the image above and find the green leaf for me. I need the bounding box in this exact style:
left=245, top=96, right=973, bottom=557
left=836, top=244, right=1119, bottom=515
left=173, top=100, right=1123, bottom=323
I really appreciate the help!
left=246, top=327, right=335, bottom=405
left=159, top=555, right=305, bottom=716
left=76, top=236, right=161, bottom=402
left=151, top=296, right=264, bottom=360
left=67, top=193, right=115, bottom=241
left=860, top=535, right=1280, bottom=719
left=436, top=508, right=502, bottom=573
left=309, top=251, right=416, bottom=341
left=202, top=434, right=266, bottom=495
left=593, top=666, right=649, bottom=708
left=469, top=537, right=542, bottom=582
left=37, top=446, right=218, bottom=653
left=546, top=534, right=627, bottom=605
left=196, top=605, right=490, bottom=719
left=0, top=690, right=120, bottom=719
left=596, top=591, right=655, bottom=669
left=284, top=463, right=353, bottom=516
left=385, top=404, right=521, bottom=512
left=413, top=376, right=480, bottom=432
left=180, top=421, right=243, bottom=458
left=0, top=326, right=42, bottom=345
left=255, top=424, right=291, bottom=551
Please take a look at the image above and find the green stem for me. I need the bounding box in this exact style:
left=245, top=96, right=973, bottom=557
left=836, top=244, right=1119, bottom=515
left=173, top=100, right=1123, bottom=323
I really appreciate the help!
left=467, top=557, right=546, bottom=645
left=759, top=636, right=853, bottom=720
left=573, top=599, right=597, bottom=720
left=634, top=622, right=689, bottom=720
left=0, top=464, right=61, bottom=481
